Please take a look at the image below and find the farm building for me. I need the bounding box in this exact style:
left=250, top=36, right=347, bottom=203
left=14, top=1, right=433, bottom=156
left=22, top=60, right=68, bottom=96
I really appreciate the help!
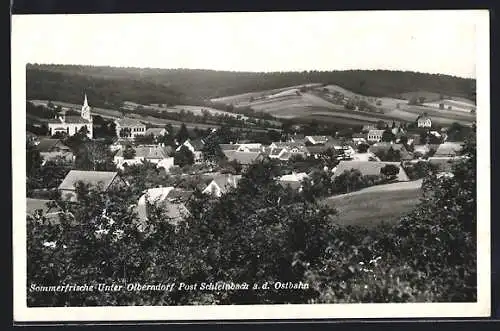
left=58, top=170, right=128, bottom=202
left=202, top=174, right=242, bottom=198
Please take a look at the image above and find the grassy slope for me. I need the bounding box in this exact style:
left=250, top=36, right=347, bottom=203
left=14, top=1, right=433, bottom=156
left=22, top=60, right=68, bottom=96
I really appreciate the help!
left=323, top=180, right=423, bottom=228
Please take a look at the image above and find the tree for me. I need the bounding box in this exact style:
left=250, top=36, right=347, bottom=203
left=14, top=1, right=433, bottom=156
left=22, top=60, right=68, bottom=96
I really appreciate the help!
left=174, top=145, right=194, bottom=168
left=380, top=164, right=400, bottom=180
left=26, top=141, right=42, bottom=177
left=357, top=143, right=369, bottom=153
left=176, top=123, right=190, bottom=143
left=74, top=141, right=115, bottom=171
left=119, top=128, right=131, bottom=138
left=381, top=129, right=396, bottom=143
left=202, top=134, right=225, bottom=163
left=376, top=120, right=387, bottom=130
left=122, top=145, right=136, bottom=160
left=134, top=134, right=155, bottom=145
left=408, top=96, right=419, bottom=105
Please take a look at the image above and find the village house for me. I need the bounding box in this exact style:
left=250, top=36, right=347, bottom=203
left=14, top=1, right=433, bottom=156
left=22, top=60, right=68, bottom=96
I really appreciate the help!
left=367, top=129, right=385, bottom=143
left=332, top=161, right=410, bottom=182
left=278, top=172, right=309, bottom=191
left=36, top=138, right=74, bottom=164
left=176, top=138, right=205, bottom=163
left=305, top=135, right=334, bottom=145
left=136, top=187, right=193, bottom=224
left=202, top=173, right=242, bottom=198
left=223, top=151, right=267, bottom=170
left=58, top=170, right=129, bottom=202
left=47, top=94, right=93, bottom=139
left=369, top=142, right=413, bottom=160
left=114, top=118, right=146, bottom=139
left=417, top=113, right=432, bottom=128
left=113, top=144, right=174, bottom=171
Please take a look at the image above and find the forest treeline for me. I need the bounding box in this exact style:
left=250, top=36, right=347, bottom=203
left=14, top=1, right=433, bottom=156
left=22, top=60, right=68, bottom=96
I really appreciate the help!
left=27, top=64, right=476, bottom=106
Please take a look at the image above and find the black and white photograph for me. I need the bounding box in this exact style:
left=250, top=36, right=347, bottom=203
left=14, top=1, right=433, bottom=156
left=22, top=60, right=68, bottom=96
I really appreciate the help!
left=12, top=10, right=490, bottom=321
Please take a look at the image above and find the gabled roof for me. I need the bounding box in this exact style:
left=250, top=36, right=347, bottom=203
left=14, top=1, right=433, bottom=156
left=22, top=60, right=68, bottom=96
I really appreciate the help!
left=332, top=161, right=409, bottom=181
left=434, top=142, right=463, bottom=157
left=115, top=118, right=145, bottom=127
left=37, top=139, right=71, bottom=153
left=58, top=170, right=120, bottom=191
left=306, top=135, right=334, bottom=144
left=352, top=133, right=367, bottom=139
left=116, top=145, right=171, bottom=159
left=223, top=151, right=264, bottom=165
left=367, top=129, right=386, bottom=136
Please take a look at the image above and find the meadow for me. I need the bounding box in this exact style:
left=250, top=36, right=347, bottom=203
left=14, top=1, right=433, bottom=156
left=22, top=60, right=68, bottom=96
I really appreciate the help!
left=324, top=180, right=423, bottom=228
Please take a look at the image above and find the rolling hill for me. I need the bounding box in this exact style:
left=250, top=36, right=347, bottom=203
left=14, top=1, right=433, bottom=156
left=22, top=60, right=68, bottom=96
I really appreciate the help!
left=210, top=84, right=476, bottom=127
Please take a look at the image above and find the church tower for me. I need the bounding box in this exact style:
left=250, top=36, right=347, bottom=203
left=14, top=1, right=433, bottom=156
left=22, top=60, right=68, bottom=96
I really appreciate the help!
left=81, top=93, right=92, bottom=122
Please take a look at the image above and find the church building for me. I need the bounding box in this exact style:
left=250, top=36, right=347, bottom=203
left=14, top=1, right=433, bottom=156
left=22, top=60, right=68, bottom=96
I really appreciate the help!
left=47, top=94, right=93, bottom=139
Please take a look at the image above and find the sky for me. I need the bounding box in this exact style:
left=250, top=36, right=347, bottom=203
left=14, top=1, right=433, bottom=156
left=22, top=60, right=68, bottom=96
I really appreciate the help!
left=12, top=10, right=487, bottom=78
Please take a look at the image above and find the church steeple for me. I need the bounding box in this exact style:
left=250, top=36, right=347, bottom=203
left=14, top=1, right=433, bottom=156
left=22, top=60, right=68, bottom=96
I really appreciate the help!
left=81, top=93, right=91, bottom=122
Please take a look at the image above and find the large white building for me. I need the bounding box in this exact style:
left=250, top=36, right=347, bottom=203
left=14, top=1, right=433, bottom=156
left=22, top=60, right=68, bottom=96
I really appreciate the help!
left=47, top=94, right=93, bottom=139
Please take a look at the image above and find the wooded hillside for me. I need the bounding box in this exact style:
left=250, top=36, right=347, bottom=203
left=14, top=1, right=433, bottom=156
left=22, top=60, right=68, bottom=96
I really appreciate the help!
left=26, top=64, right=476, bottom=105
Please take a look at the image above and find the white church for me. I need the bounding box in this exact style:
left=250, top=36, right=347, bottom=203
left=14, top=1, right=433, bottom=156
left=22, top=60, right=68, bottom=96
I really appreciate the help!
left=47, top=94, right=93, bottom=139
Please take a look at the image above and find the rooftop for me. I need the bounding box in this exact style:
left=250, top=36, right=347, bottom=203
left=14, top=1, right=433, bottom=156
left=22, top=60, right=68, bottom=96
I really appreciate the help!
left=58, top=170, right=120, bottom=191
left=115, top=118, right=145, bottom=127
left=223, top=151, right=264, bottom=165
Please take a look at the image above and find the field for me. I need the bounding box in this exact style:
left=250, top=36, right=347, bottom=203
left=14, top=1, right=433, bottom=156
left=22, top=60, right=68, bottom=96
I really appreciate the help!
left=323, top=180, right=423, bottom=228
left=211, top=85, right=476, bottom=126
left=210, top=83, right=322, bottom=104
